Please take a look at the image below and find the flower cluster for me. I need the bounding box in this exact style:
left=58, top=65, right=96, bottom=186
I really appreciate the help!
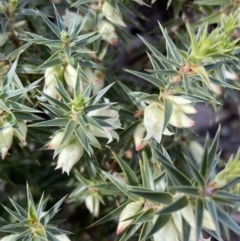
left=62, top=4, right=124, bottom=47
left=42, top=64, right=105, bottom=100
left=134, top=95, right=196, bottom=149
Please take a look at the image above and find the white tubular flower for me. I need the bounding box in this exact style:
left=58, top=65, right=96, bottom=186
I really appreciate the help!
left=202, top=209, right=216, bottom=231
left=83, top=67, right=101, bottom=86
left=42, top=82, right=60, bottom=101
left=224, top=70, right=238, bottom=80
left=85, top=194, right=100, bottom=217
left=98, top=20, right=118, bottom=46
left=189, top=141, right=204, bottom=165
left=210, top=83, right=222, bottom=95
left=165, top=96, right=196, bottom=128
left=153, top=219, right=179, bottom=241
left=45, top=65, right=63, bottom=86
left=133, top=122, right=148, bottom=151
left=167, top=96, right=197, bottom=114
left=64, top=64, right=77, bottom=89
left=143, top=103, right=173, bottom=143
left=116, top=200, right=144, bottom=235
left=41, top=65, right=63, bottom=101
left=47, top=131, right=72, bottom=150
left=0, top=122, right=14, bottom=159
left=62, top=9, right=93, bottom=32
left=92, top=69, right=105, bottom=96
left=102, top=2, right=127, bottom=28
left=55, top=138, right=84, bottom=175
left=14, top=121, right=28, bottom=146
left=0, top=32, right=9, bottom=47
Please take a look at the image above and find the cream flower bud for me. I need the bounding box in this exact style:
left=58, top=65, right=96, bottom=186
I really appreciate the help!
left=42, top=65, right=63, bottom=101
left=202, top=209, right=216, bottom=231
left=64, top=64, right=77, bottom=89
left=14, top=121, right=27, bottom=146
left=55, top=138, right=84, bottom=175
left=102, top=2, right=127, bottom=28
left=117, top=200, right=144, bottom=235
left=0, top=32, right=9, bottom=47
left=85, top=194, right=100, bottom=217
left=166, top=95, right=196, bottom=128
left=83, top=67, right=101, bottom=86
left=153, top=219, right=179, bottom=241
left=209, top=83, right=222, bottom=95
left=143, top=103, right=173, bottom=143
left=166, top=96, right=197, bottom=114
left=98, top=20, right=118, bottom=46
left=169, top=110, right=195, bottom=128
left=92, top=69, right=105, bottom=95
left=189, top=141, right=204, bottom=165
left=45, top=65, right=63, bottom=86
left=62, top=9, right=93, bottom=32
left=224, top=70, right=239, bottom=80
left=48, top=131, right=72, bottom=150
left=133, top=122, right=148, bottom=151
left=0, top=122, right=14, bottom=159
left=42, top=82, right=60, bottom=101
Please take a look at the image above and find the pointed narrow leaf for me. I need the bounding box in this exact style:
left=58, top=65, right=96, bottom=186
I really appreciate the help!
left=163, top=98, right=172, bottom=132
left=90, top=202, right=130, bottom=227
left=129, top=186, right=172, bottom=204
left=157, top=195, right=188, bottom=214
left=195, top=198, right=204, bottom=241
left=112, top=151, right=139, bottom=186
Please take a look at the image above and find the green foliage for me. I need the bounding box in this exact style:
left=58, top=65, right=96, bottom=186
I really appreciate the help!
left=0, top=0, right=240, bottom=241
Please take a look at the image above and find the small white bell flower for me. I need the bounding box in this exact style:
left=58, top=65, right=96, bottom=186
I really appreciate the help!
left=55, top=138, right=84, bottom=175
left=0, top=122, right=14, bottom=159
left=98, top=20, right=118, bottom=46
left=41, top=65, right=63, bottom=101
left=165, top=96, right=196, bottom=128
left=133, top=122, right=148, bottom=151
left=47, top=131, right=72, bottom=150
left=92, top=69, right=105, bottom=96
left=102, top=2, right=127, bottom=28
left=14, top=121, right=28, bottom=146
left=143, top=103, right=173, bottom=143
left=62, top=9, right=93, bottom=32
left=117, top=200, right=144, bottom=235
left=85, top=194, right=100, bottom=217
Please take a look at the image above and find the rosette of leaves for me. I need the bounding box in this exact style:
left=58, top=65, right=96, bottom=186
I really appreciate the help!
left=0, top=183, right=69, bottom=241
left=30, top=69, right=117, bottom=160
